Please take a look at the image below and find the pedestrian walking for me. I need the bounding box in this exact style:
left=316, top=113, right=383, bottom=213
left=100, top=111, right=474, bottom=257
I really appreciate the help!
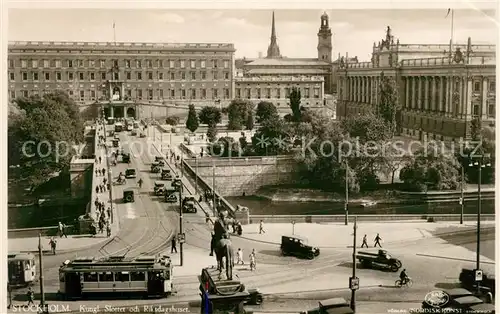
left=236, top=248, right=244, bottom=265
left=95, top=169, right=99, bottom=176
left=27, top=287, right=35, bottom=306
left=61, top=223, right=68, bottom=238
left=138, top=178, right=143, bottom=188
left=249, top=249, right=256, bottom=271
left=171, top=236, right=178, bottom=253
left=103, top=177, right=107, bottom=185
left=95, top=186, right=99, bottom=194
left=107, top=183, right=111, bottom=191
left=374, top=233, right=382, bottom=247
left=99, top=185, right=103, bottom=193
left=98, top=221, right=104, bottom=234
left=102, top=168, right=106, bottom=176
left=107, top=207, right=111, bottom=219
left=99, top=156, right=102, bottom=164
left=58, top=221, right=64, bottom=237
left=259, top=220, right=265, bottom=234
left=106, top=223, right=111, bottom=237
left=361, top=234, right=368, bottom=248
left=49, top=237, right=57, bottom=255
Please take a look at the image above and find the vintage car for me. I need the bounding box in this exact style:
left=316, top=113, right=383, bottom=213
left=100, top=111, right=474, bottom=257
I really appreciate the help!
left=172, top=177, right=182, bottom=191
left=182, top=196, right=197, bottom=213
left=139, top=132, right=146, bottom=138
left=280, top=235, right=320, bottom=259
left=356, top=249, right=402, bottom=272
left=131, top=129, right=137, bottom=136
left=112, top=139, right=119, bottom=148
left=122, top=153, right=131, bottom=163
left=123, top=190, right=134, bottom=203
left=301, top=298, right=353, bottom=314
left=459, top=268, right=495, bottom=294
left=151, top=162, right=161, bottom=173
left=154, top=181, right=166, bottom=196
left=161, top=169, right=173, bottom=180
left=155, top=156, right=166, bottom=167
left=125, top=168, right=136, bottom=178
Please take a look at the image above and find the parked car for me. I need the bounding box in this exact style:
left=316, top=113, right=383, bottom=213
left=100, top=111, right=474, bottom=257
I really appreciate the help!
left=360, top=200, right=377, bottom=207
left=301, top=298, right=353, bottom=314
left=151, top=162, right=161, bottom=173
left=125, top=168, right=136, bottom=178
left=123, top=190, right=134, bottom=203
left=182, top=196, right=197, bottom=213
left=280, top=235, right=320, bottom=259
left=122, top=153, right=131, bottom=163
left=459, top=268, right=495, bottom=294
left=154, top=181, right=166, bottom=196
left=161, top=169, right=173, bottom=180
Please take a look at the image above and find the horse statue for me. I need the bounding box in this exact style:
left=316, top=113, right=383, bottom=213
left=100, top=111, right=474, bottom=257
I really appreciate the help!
left=211, top=213, right=234, bottom=280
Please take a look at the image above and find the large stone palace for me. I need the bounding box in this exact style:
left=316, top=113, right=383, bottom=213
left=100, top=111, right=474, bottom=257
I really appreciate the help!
left=7, top=41, right=236, bottom=119
left=336, top=27, right=495, bottom=141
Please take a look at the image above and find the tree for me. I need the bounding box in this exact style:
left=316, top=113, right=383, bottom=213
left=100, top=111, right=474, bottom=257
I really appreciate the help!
left=377, top=72, right=400, bottom=135
left=341, top=112, right=391, bottom=143
left=206, top=125, right=218, bottom=143
left=227, top=99, right=252, bottom=130
left=185, top=105, right=199, bottom=132
left=210, top=136, right=243, bottom=157
left=400, top=143, right=460, bottom=191
left=166, top=115, right=180, bottom=126
left=256, top=101, right=278, bottom=124
left=289, top=87, right=302, bottom=122
left=251, top=116, right=293, bottom=156
left=9, top=92, right=84, bottom=188
left=199, top=106, right=222, bottom=127
left=246, top=110, right=255, bottom=130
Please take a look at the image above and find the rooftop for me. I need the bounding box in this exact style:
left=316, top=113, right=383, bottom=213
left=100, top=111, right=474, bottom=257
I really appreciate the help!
left=235, top=75, right=324, bottom=82
left=245, top=58, right=330, bottom=66
left=246, top=68, right=329, bottom=75
left=8, top=41, right=235, bottom=50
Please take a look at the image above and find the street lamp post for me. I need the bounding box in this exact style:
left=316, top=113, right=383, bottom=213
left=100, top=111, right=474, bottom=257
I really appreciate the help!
left=38, top=234, right=46, bottom=313
left=469, top=153, right=491, bottom=294
left=350, top=216, right=359, bottom=312
left=459, top=165, right=464, bottom=225
left=344, top=160, right=349, bottom=226
left=195, top=157, right=198, bottom=195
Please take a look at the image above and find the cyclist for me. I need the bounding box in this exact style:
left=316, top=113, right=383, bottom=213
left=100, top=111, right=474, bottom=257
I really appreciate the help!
left=399, top=269, right=409, bottom=286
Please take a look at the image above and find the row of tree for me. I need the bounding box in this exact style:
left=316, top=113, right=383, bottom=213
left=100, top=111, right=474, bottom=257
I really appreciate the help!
left=8, top=91, right=85, bottom=188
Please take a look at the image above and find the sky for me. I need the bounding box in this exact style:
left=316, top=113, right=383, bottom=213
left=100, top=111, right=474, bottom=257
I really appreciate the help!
left=7, top=9, right=497, bottom=61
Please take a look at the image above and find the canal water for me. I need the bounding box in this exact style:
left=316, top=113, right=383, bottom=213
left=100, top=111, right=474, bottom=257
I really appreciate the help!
left=226, top=196, right=495, bottom=216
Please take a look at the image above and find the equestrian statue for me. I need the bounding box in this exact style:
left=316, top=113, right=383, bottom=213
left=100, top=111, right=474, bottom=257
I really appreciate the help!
left=210, top=212, right=234, bottom=280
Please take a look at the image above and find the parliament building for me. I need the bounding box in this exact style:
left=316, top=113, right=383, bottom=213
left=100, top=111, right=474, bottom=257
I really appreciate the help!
left=336, top=27, right=496, bottom=140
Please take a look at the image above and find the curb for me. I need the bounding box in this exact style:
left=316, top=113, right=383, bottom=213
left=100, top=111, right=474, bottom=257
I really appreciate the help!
left=236, top=226, right=496, bottom=248
left=18, top=234, right=116, bottom=255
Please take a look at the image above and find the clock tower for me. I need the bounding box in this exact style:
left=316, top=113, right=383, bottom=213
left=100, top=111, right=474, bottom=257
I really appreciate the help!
left=317, top=12, right=332, bottom=63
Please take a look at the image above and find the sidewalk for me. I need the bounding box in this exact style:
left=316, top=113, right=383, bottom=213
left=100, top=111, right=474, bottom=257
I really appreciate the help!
left=239, top=221, right=496, bottom=249
left=8, top=121, right=118, bottom=254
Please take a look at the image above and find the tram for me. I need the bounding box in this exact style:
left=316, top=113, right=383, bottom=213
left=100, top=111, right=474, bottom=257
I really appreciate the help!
left=58, top=255, right=173, bottom=300
left=8, top=252, right=37, bottom=287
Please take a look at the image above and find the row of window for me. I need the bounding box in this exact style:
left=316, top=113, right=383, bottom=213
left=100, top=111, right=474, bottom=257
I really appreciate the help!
left=10, top=88, right=232, bottom=101
left=235, top=87, right=321, bottom=99
left=12, top=71, right=231, bottom=82
left=81, top=271, right=167, bottom=282
left=11, top=58, right=231, bottom=70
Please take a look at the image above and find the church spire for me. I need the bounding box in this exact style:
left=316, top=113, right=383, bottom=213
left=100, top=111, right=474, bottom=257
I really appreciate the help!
left=266, top=11, right=281, bottom=59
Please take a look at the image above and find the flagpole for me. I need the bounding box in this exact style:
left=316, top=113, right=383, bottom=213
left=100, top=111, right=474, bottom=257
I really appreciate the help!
left=449, top=9, right=454, bottom=58
left=113, top=21, right=116, bottom=45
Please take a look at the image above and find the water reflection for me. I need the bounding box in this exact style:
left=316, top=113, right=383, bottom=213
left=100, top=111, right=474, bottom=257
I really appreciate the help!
left=226, top=196, right=495, bottom=216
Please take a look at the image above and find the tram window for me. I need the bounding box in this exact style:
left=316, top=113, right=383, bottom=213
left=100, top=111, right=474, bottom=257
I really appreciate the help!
left=99, top=272, right=114, bottom=282
left=130, top=272, right=145, bottom=281
left=115, top=272, right=130, bottom=282
left=83, top=272, right=98, bottom=282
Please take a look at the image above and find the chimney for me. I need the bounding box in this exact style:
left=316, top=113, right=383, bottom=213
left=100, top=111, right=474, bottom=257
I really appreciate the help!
left=258, top=51, right=263, bottom=58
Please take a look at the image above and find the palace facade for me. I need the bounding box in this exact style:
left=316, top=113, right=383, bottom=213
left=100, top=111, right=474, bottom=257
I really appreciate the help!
left=7, top=41, right=235, bottom=119
left=336, top=27, right=496, bottom=140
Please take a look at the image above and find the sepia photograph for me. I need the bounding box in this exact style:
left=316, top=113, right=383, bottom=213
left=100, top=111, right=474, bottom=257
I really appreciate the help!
left=4, top=3, right=497, bottom=314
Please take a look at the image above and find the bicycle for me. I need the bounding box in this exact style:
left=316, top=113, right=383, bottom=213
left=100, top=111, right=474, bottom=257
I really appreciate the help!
left=395, top=277, right=413, bottom=288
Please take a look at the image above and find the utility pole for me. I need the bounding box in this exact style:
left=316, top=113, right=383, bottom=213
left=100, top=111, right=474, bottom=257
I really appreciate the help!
left=350, top=216, right=358, bottom=312
left=195, top=157, right=198, bottom=195
left=460, top=165, right=464, bottom=224
left=345, top=159, right=349, bottom=226
left=476, top=156, right=482, bottom=294
left=212, top=163, right=217, bottom=216
left=178, top=161, right=184, bottom=267
left=38, top=234, right=46, bottom=313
